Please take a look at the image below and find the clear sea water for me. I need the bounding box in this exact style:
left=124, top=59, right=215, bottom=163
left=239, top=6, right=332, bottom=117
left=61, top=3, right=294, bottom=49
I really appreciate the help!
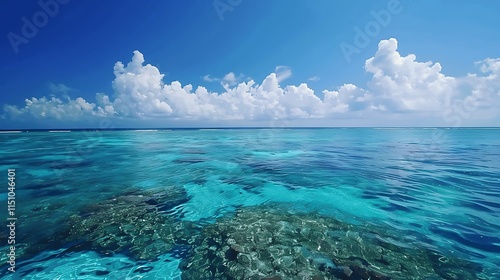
left=0, top=128, right=499, bottom=279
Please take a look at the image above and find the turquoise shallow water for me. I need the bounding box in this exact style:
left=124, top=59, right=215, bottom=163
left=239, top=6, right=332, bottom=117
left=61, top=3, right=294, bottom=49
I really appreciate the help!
left=0, top=128, right=499, bottom=279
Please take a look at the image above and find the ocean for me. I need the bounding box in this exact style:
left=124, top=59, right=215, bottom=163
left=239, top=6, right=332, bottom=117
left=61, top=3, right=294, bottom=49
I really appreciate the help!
left=0, top=128, right=499, bottom=279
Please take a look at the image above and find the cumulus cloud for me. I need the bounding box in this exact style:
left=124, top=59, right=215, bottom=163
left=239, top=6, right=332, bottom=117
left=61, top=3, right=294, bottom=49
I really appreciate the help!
left=364, top=38, right=456, bottom=112
left=308, top=76, right=320, bottom=82
left=221, top=72, right=248, bottom=86
left=323, top=84, right=373, bottom=113
left=4, top=96, right=99, bottom=120
left=467, top=58, right=500, bottom=106
left=3, top=39, right=500, bottom=125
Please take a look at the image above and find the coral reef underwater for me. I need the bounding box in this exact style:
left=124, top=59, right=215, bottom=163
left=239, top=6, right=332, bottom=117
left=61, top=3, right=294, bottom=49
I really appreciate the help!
left=66, top=186, right=197, bottom=260
left=2, top=186, right=483, bottom=279
left=179, top=205, right=481, bottom=280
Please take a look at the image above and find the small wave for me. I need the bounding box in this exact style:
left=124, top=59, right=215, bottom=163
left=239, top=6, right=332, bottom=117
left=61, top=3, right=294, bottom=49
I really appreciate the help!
left=0, top=130, right=22, bottom=133
left=135, top=129, right=159, bottom=132
left=49, top=130, right=71, bottom=133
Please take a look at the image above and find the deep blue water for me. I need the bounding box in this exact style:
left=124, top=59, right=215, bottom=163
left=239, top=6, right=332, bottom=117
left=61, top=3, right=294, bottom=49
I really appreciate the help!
left=0, top=128, right=499, bottom=279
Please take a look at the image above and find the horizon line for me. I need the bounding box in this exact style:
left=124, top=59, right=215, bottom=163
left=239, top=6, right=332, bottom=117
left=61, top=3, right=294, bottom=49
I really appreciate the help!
left=1, top=126, right=500, bottom=132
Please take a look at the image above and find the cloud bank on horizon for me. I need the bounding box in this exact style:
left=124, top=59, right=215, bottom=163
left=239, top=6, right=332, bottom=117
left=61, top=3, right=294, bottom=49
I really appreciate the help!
left=3, top=38, right=500, bottom=127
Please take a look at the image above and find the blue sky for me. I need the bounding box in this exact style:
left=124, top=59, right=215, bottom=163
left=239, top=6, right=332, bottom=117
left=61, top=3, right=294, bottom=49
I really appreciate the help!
left=1, top=0, right=499, bottom=128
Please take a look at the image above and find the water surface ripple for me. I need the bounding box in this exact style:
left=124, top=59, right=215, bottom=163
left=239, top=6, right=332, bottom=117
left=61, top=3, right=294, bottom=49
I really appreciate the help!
left=0, top=128, right=498, bottom=278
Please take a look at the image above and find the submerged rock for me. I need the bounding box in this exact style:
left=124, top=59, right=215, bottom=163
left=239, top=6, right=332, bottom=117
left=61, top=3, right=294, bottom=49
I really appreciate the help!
left=179, top=205, right=480, bottom=280
left=66, top=186, right=197, bottom=260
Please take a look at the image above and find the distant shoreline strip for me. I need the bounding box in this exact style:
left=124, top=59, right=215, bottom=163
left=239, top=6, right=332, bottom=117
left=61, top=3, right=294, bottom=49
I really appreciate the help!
left=0, top=127, right=499, bottom=133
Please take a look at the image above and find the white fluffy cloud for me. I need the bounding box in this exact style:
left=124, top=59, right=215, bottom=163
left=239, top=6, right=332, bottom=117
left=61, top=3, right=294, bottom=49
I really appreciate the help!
left=221, top=72, right=249, bottom=86
left=3, top=96, right=99, bottom=120
left=3, top=39, right=500, bottom=125
left=365, top=38, right=456, bottom=112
